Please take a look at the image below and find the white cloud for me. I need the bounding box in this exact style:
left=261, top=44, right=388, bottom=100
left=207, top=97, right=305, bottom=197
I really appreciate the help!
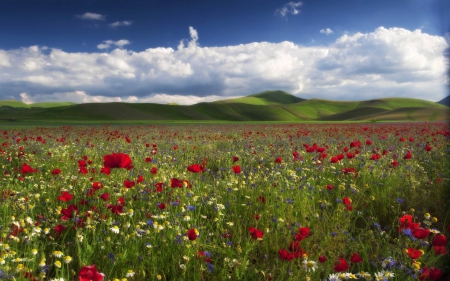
left=0, top=26, right=448, bottom=104
left=320, top=28, right=334, bottom=35
left=275, top=2, right=302, bottom=18
left=77, top=12, right=106, bottom=20
left=109, top=21, right=133, bottom=27
left=97, top=39, right=131, bottom=50
left=178, top=26, right=199, bottom=50
left=19, top=91, right=242, bottom=105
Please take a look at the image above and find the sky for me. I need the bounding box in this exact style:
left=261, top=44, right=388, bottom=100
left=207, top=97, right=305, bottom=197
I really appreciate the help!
left=0, top=0, right=449, bottom=105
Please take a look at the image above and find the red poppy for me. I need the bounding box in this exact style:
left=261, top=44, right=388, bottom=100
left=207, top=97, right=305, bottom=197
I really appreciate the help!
left=365, top=140, right=372, bottom=145
left=232, top=156, right=239, bottom=162
left=123, top=179, right=135, bottom=189
left=248, top=227, right=264, bottom=240
left=99, top=193, right=110, bottom=201
left=432, top=234, right=448, bottom=247
left=187, top=228, right=198, bottom=240
left=403, top=150, right=412, bottom=160
left=326, top=184, right=334, bottom=190
left=92, top=182, right=103, bottom=190
left=406, top=248, right=421, bottom=259
left=145, top=157, right=152, bottom=163
left=57, top=191, right=74, bottom=202
left=158, top=203, right=166, bottom=210
left=434, top=246, right=448, bottom=255
left=54, top=224, right=66, bottom=233
left=412, top=228, right=430, bottom=239
left=52, top=168, right=62, bottom=176
left=350, top=252, right=363, bottom=263
left=279, top=249, right=295, bottom=261
left=295, top=227, right=312, bottom=241
left=318, top=255, right=326, bottom=263
left=330, top=156, right=339, bottom=163
left=20, top=163, right=37, bottom=174
left=103, top=153, right=133, bottom=170
left=151, top=167, right=158, bottom=174
left=100, top=167, right=111, bottom=175
left=274, top=157, right=282, bottom=164
left=334, top=257, right=349, bottom=272
left=390, top=160, right=399, bottom=167
left=187, top=164, right=202, bottom=173
left=425, top=145, right=432, bottom=151
left=257, top=196, right=266, bottom=203
left=232, top=165, right=241, bottom=174
left=398, top=214, right=419, bottom=231
left=171, top=178, right=183, bottom=188
left=61, top=204, right=79, bottom=220
left=78, top=264, right=105, bottom=281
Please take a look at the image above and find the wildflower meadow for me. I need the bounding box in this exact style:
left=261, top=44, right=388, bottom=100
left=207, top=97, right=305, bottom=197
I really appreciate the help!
left=0, top=122, right=449, bottom=281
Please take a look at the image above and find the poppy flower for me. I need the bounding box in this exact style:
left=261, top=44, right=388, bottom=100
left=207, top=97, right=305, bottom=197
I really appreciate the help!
left=99, top=193, right=110, bottom=201
left=350, top=252, right=363, bottom=263
left=406, top=248, right=421, bottom=259
left=279, top=249, right=295, bottom=261
left=425, top=145, right=432, bottom=151
left=52, top=168, right=62, bottom=176
left=158, top=203, right=166, bottom=210
left=326, top=184, right=334, bottom=190
left=232, top=165, right=241, bottom=174
left=103, top=153, right=133, bottom=170
left=334, top=257, right=349, bottom=272
left=432, top=234, right=448, bottom=247
left=330, top=156, right=339, bottom=163
left=151, top=167, right=158, bottom=174
left=232, top=156, right=239, bottom=163
left=257, top=196, right=266, bottom=203
left=187, top=164, right=202, bottom=173
left=398, top=214, right=419, bottom=231
left=171, top=178, right=183, bottom=188
left=187, top=228, right=198, bottom=240
left=274, top=157, right=282, bottom=164
left=318, top=255, right=326, bottom=263
left=57, top=191, right=74, bottom=202
left=123, top=179, right=135, bottom=189
left=20, top=163, right=37, bottom=174
left=54, top=224, right=67, bottom=233
left=100, top=167, right=111, bottom=175
left=434, top=246, right=448, bottom=255
left=145, top=157, right=152, bottom=163
left=248, top=227, right=264, bottom=240
left=78, top=264, right=105, bottom=281
left=61, top=204, right=79, bottom=220
left=403, top=150, right=412, bottom=160
left=295, top=227, right=312, bottom=241
left=412, top=228, right=430, bottom=239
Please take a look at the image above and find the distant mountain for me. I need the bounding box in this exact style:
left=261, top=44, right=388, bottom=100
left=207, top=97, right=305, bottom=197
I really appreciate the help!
left=0, top=92, right=449, bottom=122
left=437, top=95, right=450, bottom=107
left=213, top=90, right=305, bottom=105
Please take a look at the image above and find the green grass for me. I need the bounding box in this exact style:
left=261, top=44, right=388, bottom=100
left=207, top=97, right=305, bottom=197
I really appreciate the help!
left=1, top=93, right=448, bottom=122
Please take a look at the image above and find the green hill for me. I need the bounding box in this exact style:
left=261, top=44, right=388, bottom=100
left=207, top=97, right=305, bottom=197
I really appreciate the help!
left=0, top=92, right=448, bottom=122
left=214, top=90, right=305, bottom=105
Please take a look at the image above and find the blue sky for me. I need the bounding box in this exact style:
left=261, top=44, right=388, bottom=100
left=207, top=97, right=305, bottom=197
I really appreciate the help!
left=0, top=0, right=448, bottom=104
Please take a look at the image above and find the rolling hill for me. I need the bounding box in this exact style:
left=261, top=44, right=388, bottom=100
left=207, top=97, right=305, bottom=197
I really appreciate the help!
left=0, top=91, right=449, bottom=122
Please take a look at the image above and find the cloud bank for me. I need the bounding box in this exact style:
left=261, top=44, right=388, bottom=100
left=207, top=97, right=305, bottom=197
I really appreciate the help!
left=0, top=26, right=447, bottom=105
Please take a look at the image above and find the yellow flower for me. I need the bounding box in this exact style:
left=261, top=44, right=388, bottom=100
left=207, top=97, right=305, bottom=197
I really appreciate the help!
left=54, top=260, right=62, bottom=268
left=64, top=256, right=72, bottom=263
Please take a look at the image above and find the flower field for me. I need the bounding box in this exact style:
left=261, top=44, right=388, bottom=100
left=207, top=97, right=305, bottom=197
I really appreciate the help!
left=0, top=122, right=449, bottom=281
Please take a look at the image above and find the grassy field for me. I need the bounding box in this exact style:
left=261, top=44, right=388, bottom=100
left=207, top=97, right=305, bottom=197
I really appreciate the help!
left=1, top=91, right=448, bottom=123
left=0, top=122, right=449, bottom=280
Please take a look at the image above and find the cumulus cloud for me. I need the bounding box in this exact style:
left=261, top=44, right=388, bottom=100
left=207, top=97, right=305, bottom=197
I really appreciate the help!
left=97, top=40, right=131, bottom=50
left=109, top=21, right=133, bottom=27
left=77, top=12, right=106, bottom=20
left=320, top=28, right=334, bottom=35
left=275, top=2, right=302, bottom=18
left=0, top=26, right=447, bottom=104
left=178, top=26, right=199, bottom=50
